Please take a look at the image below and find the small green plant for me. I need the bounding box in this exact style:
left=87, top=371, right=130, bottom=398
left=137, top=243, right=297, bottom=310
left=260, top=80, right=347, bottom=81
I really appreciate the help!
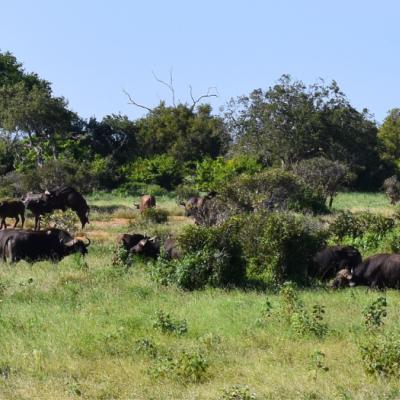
left=359, top=334, right=400, bottom=377
left=135, top=338, right=158, bottom=358
left=41, top=209, right=79, bottom=232
left=280, top=282, right=300, bottom=322
left=363, top=297, right=387, bottom=331
left=73, top=253, right=89, bottom=271
left=218, top=384, right=257, bottom=400
left=152, top=310, right=188, bottom=336
left=260, top=298, right=273, bottom=319
left=149, top=350, right=209, bottom=383
left=310, top=351, right=329, bottom=381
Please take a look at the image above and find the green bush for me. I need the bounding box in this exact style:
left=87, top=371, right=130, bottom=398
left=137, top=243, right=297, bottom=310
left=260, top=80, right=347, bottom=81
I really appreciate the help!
left=194, top=155, right=262, bottom=191
left=359, top=334, right=400, bottom=377
left=174, top=184, right=199, bottom=204
left=122, top=154, right=185, bottom=190
left=330, top=211, right=396, bottom=240
left=152, top=223, right=246, bottom=290
left=41, top=209, right=79, bottom=233
left=115, top=182, right=169, bottom=197
left=152, top=310, right=187, bottom=336
left=218, top=168, right=327, bottom=215
left=218, top=385, right=258, bottom=400
left=235, top=212, right=327, bottom=285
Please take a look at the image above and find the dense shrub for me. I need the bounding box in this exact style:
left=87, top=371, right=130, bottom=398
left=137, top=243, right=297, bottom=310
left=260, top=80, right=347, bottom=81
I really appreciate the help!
left=292, top=157, right=353, bottom=207
left=218, top=168, right=327, bottom=215
left=194, top=155, right=262, bottom=191
left=330, top=211, right=396, bottom=239
left=122, top=154, right=185, bottom=190
left=152, top=223, right=245, bottom=290
left=41, top=209, right=79, bottom=233
left=174, top=184, right=199, bottom=204
left=234, top=212, right=327, bottom=285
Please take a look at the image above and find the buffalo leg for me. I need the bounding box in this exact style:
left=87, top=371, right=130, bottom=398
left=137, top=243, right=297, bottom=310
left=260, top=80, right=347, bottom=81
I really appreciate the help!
left=20, top=213, right=25, bottom=228
left=1, top=217, right=7, bottom=229
left=13, top=215, right=19, bottom=228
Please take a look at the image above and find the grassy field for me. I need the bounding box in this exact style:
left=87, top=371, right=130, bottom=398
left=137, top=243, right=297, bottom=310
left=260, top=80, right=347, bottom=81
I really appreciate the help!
left=1, top=193, right=400, bottom=399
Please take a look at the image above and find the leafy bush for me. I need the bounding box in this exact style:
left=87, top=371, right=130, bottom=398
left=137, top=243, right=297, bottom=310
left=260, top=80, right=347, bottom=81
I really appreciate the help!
left=218, top=168, right=327, bottom=215
left=41, top=209, right=79, bottom=233
left=152, top=310, right=188, bottom=336
left=152, top=223, right=246, bottom=290
left=174, top=184, right=199, bottom=204
left=359, top=334, right=400, bottom=377
left=194, top=155, right=262, bottom=191
left=140, top=207, right=169, bottom=224
left=122, top=154, right=185, bottom=190
left=330, top=211, right=396, bottom=240
left=115, top=182, right=168, bottom=197
left=218, top=385, right=258, bottom=400
left=235, top=212, right=327, bottom=285
left=363, top=297, right=387, bottom=331
left=150, top=350, right=209, bottom=383
left=292, top=157, right=353, bottom=207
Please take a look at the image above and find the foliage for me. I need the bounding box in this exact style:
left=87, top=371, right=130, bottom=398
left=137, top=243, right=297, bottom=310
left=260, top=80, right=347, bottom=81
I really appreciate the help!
left=224, top=75, right=383, bottom=190
left=329, top=211, right=396, bottom=240
left=152, top=310, right=188, bottom=336
left=193, top=155, right=262, bottom=191
left=382, top=175, right=400, bottom=205
left=235, top=212, right=327, bottom=285
left=363, top=297, right=387, bottom=331
left=292, top=157, right=353, bottom=207
left=152, top=223, right=246, bottom=290
left=378, top=109, right=400, bottom=166
left=310, top=351, right=329, bottom=381
left=359, top=334, right=400, bottom=377
left=174, top=184, right=199, bottom=204
left=218, top=168, right=327, bottom=215
left=218, top=385, right=258, bottom=400
left=41, top=209, right=79, bottom=233
left=122, top=154, right=184, bottom=190
left=150, top=350, right=209, bottom=383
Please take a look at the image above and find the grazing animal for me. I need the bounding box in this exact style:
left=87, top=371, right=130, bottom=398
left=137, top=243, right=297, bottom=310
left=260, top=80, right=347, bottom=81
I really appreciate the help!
left=22, top=187, right=90, bottom=230
left=332, top=253, right=400, bottom=289
left=311, top=245, right=362, bottom=279
left=46, top=186, right=90, bottom=228
left=134, top=195, right=156, bottom=213
left=129, top=236, right=161, bottom=258
left=0, top=200, right=25, bottom=229
left=0, top=228, right=90, bottom=263
left=118, top=233, right=147, bottom=251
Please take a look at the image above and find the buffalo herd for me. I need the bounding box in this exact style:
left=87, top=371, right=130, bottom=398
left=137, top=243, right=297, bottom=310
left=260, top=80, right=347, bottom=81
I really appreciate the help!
left=1, top=188, right=400, bottom=290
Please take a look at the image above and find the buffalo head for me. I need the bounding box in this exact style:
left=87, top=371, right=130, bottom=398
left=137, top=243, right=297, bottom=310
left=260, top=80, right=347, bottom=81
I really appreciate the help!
left=332, top=269, right=355, bottom=289
left=64, top=236, right=91, bottom=256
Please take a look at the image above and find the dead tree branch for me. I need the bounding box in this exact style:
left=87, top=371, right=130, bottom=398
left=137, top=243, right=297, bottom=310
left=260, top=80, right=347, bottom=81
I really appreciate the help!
left=123, top=89, right=152, bottom=112
left=189, top=85, right=219, bottom=111
left=152, top=69, right=176, bottom=107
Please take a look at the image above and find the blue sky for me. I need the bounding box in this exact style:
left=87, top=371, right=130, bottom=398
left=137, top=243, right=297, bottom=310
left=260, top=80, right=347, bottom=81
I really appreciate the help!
left=1, top=0, right=399, bottom=123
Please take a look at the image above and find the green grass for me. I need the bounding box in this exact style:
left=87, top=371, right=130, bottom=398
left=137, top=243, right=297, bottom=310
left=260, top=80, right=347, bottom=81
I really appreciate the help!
left=332, top=192, right=392, bottom=214
left=1, top=192, right=400, bottom=399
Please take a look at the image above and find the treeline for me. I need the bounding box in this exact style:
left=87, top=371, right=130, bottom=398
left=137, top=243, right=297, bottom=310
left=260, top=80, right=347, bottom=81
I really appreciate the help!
left=0, top=51, right=399, bottom=198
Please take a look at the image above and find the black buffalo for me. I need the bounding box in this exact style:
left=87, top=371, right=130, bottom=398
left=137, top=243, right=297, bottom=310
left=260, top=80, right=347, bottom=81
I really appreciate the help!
left=311, top=245, right=362, bottom=280
left=130, top=236, right=161, bottom=258
left=0, top=200, right=25, bottom=229
left=332, top=253, right=400, bottom=289
left=23, top=186, right=90, bottom=230
left=118, top=233, right=147, bottom=251
left=0, top=228, right=90, bottom=263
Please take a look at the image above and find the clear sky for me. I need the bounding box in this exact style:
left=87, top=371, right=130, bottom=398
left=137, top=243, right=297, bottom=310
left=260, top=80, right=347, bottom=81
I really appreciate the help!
left=1, top=0, right=399, bottom=123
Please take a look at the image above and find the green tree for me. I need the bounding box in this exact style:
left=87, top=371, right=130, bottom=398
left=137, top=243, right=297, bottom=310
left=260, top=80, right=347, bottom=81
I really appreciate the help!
left=378, top=109, right=400, bottom=167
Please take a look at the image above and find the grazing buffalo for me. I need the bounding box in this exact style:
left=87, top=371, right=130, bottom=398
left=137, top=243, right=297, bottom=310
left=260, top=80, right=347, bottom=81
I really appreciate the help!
left=0, top=228, right=90, bottom=263
left=0, top=200, right=25, bottom=229
left=118, top=233, right=147, bottom=251
left=311, top=245, right=362, bottom=280
left=135, top=195, right=156, bottom=213
left=130, top=236, right=161, bottom=258
left=22, top=186, right=90, bottom=230
left=332, top=253, right=400, bottom=289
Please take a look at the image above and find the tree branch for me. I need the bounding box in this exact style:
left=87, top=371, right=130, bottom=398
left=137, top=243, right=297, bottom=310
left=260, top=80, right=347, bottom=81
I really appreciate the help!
left=189, top=85, right=219, bottom=111
left=152, top=69, right=176, bottom=107
left=123, top=89, right=152, bottom=112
